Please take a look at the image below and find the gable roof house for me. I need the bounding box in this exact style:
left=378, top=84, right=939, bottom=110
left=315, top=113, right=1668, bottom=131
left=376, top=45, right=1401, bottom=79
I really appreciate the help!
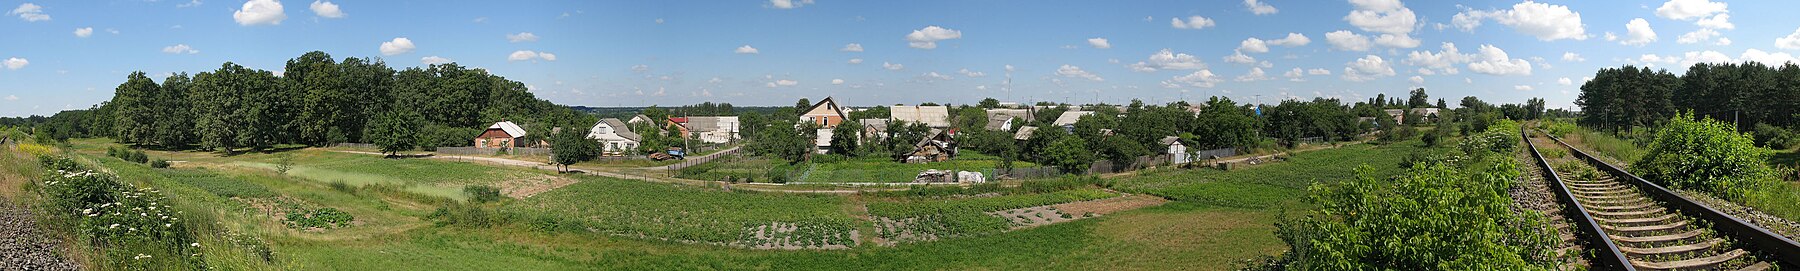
left=890, top=105, right=952, bottom=128
left=1052, top=111, right=1094, bottom=132
left=903, top=129, right=958, bottom=163
left=685, top=116, right=740, bottom=144
left=587, top=118, right=642, bottom=156
left=984, top=109, right=1034, bottom=131
left=860, top=119, right=890, bottom=141
left=627, top=114, right=657, bottom=125
left=665, top=117, right=692, bottom=138
left=1383, top=109, right=1405, bottom=123
left=800, top=97, right=850, bottom=128
left=1160, top=136, right=1189, bottom=165
left=1013, top=126, right=1039, bottom=141
left=474, top=121, right=528, bottom=149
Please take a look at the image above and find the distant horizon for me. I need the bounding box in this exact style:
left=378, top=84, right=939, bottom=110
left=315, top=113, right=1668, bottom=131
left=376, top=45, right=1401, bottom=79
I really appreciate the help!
left=3, top=0, right=1786, bottom=117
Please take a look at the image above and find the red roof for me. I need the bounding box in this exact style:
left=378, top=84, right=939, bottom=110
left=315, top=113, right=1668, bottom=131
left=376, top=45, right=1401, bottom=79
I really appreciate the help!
left=667, top=117, right=688, bottom=123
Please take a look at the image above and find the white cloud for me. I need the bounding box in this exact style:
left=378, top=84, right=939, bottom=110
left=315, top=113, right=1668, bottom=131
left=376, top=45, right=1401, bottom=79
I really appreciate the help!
left=1325, top=30, right=1372, bottom=51
left=1236, top=67, right=1271, bottom=82
left=1308, top=68, right=1332, bottom=75
left=177, top=0, right=202, bottom=8
left=506, top=32, right=539, bottom=43
left=1087, top=38, right=1111, bottom=49
left=1170, top=16, right=1215, bottom=30
left=1514, top=85, right=1534, bottom=91
left=1655, top=0, right=1727, bottom=21
left=421, top=56, right=452, bottom=65
left=1562, top=52, right=1585, bottom=62
left=309, top=0, right=344, bottom=18
left=1238, top=38, right=1268, bottom=53
left=831, top=79, right=845, bottom=85
left=1777, top=28, right=1800, bottom=50
left=1266, top=33, right=1310, bottom=47
left=3, top=95, right=15, bottom=101
left=9, top=3, right=49, bottom=22
left=847, top=58, right=863, bottom=64
left=1055, top=64, right=1103, bottom=81
left=1127, top=49, right=1206, bottom=72
left=233, top=0, right=286, bottom=26
left=1342, top=55, right=1395, bottom=82
left=1245, top=0, right=1277, bottom=15
left=958, top=68, right=986, bottom=77
left=1716, top=37, right=1732, bottom=46
left=1405, top=42, right=1471, bottom=73
left=921, top=72, right=954, bottom=81
left=905, top=26, right=962, bottom=49
left=1467, top=44, right=1531, bottom=76
left=734, top=45, right=759, bottom=54
left=883, top=62, right=904, bottom=71
left=768, top=0, right=813, bottom=9
left=1284, top=68, right=1304, bottom=79
left=1678, top=50, right=1731, bottom=67
left=1677, top=28, right=1719, bottom=44
left=1223, top=51, right=1256, bottom=64
left=1163, top=70, right=1222, bottom=88
left=73, top=27, right=92, bottom=38
left=507, top=50, right=556, bottom=62
left=768, top=79, right=799, bottom=87
left=162, top=44, right=200, bottom=54
left=3, top=57, right=27, bottom=70
left=1374, top=33, right=1420, bottom=48
left=1621, top=18, right=1657, bottom=46
left=1408, top=75, right=1424, bottom=85
left=1558, top=77, right=1573, bottom=85
left=1451, top=1, right=1588, bottom=41
left=1344, top=0, right=1416, bottom=35
left=380, top=37, right=415, bottom=56
left=630, top=64, right=650, bottom=73
left=1696, top=14, right=1733, bottom=30
left=1739, top=49, right=1798, bottom=65
left=841, top=43, right=863, bottom=52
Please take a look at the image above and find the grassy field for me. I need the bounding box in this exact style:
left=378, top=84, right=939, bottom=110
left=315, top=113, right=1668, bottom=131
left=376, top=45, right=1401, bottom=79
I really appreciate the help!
left=4, top=137, right=1429, bottom=270
left=801, top=152, right=1036, bottom=183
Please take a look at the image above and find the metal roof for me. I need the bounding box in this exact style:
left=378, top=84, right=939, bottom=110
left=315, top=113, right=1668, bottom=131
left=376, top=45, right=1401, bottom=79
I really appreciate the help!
left=488, top=121, right=528, bottom=138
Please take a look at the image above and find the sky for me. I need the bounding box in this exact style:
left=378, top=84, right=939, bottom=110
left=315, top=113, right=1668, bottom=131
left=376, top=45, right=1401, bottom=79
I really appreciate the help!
left=5, top=0, right=1800, bottom=117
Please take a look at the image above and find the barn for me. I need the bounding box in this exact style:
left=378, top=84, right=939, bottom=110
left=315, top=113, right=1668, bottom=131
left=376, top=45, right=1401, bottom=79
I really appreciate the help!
left=474, top=121, right=528, bottom=148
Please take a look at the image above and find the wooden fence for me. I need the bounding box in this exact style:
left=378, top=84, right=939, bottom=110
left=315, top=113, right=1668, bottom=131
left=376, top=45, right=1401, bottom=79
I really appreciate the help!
left=435, top=146, right=554, bottom=156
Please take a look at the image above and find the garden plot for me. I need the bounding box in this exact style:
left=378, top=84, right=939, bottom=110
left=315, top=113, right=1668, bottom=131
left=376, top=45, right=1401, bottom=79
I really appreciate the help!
left=868, top=188, right=1116, bottom=245
left=504, top=175, right=862, bottom=250
left=990, top=193, right=1169, bottom=229
left=491, top=173, right=578, bottom=199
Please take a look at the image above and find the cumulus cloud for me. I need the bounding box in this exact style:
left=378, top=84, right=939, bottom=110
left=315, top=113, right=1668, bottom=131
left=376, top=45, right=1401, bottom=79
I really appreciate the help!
left=73, top=27, right=92, bottom=38
left=1223, top=51, right=1256, bottom=64
left=233, top=0, right=286, bottom=26
left=1405, top=42, right=1471, bottom=74
left=734, top=45, right=759, bottom=54
left=1325, top=30, right=1371, bottom=51
left=9, top=3, right=49, bottom=22
left=1236, top=67, right=1271, bottom=82
left=1238, top=38, right=1268, bottom=53
left=1777, top=28, right=1800, bottom=50
left=310, top=0, right=344, bottom=18
left=421, top=56, right=452, bottom=65
left=1342, top=55, right=1395, bottom=82
left=768, top=0, right=813, bottom=9
left=1696, top=14, right=1733, bottom=30
left=3, top=57, right=27, bottom=70
left=1266, top=33, right=1310, bottom=47
left=1514, top=85, right=1534, bottom=91
left=1621, top=18, right=1657, bottom=46
left=162, top=44, right=200, bottom=54
left=1451, top=1, right=1587, bottom=41
left=1087, top=38, right=1111, bottom=49
left=1170, top=16, right=1215, bottom=30
left=1163, top=70, right=1222, bottom=88
left=958, top=68, right=986, bottom=78
left=766, top=79, right=798, bottom=87
left=1655, top=0, right=1727, bottom=21
left=3, top=95, right=15, bottom=101
left=831, top=79, right=844, bottom=85
left=847, top=58, right=863, bottom=64
left=1562, top=52, right=1585, bottom=62
left=1558, top=77, right=1573, bottom=85
left=1467, top=44, right=1531, bottom=76
left=1677, top=28, right=1719, bottom=44
left=905, top=26, right=962, bottom=49
left=1127, top=49, right=1206, bottom=72
left=841, top=43, right=863, bottom=52
left=1408, top=76, right=1424, bottom=84
left=506, top=32, right=539, bottom=43
left=1344, top=0, right=1416, bottom=35
left=1245, top=0, right=1277, bottom=15
left=1739, top=49, right=1798, bottom=65
left=507, top=50, right=557, bottom=61
left=1055, top=64, right=1103, bottom=81
left=883, top=62, right=904, bottom=71
left=1374, top=33, right=1420, bottom=48
left=380, top=38, right=415, bottom=55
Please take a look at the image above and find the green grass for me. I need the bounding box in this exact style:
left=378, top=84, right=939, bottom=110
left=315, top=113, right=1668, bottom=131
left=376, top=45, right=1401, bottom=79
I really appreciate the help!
left=800, top=152, right=1037, bottom=183
left=503, top=175, right=859, bottom=247
left=1567, top=126, right=1648, bottom=165
left=1114, top=142, right=1433, bottom=208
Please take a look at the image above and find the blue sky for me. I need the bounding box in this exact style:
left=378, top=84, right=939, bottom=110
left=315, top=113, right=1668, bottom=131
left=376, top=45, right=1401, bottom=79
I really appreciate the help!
left=5, top=0, right=1800, bottom=117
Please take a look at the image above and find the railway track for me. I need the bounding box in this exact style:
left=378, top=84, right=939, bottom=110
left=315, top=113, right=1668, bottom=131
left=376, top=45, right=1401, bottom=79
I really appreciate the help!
left=1524, top=129, right=1800, bottom=270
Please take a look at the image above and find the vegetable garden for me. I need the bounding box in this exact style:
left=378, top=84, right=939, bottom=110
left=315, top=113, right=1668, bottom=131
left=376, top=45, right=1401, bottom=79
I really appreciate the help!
left=503, top=175, right=860, bottom=249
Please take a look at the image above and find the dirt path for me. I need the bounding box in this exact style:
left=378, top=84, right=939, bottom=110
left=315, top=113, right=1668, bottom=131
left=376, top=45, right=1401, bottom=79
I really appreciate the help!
left=0, top=198, right=81, bottom=271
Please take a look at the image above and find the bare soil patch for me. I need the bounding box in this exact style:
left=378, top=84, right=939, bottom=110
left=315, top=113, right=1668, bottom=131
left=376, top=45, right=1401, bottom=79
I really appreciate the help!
left=494, top=174, right=579, bottom=199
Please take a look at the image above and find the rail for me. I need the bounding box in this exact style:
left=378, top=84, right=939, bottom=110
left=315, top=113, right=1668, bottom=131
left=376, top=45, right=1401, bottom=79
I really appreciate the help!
left=1522, top=129, right=1634, bottom=270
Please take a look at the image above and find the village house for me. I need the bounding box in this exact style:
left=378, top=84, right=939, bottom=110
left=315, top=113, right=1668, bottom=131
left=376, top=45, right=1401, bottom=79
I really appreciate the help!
left=903, top=129, right=957, bottom=163
left=665, top=117, right=691, bottom=138
left=1383, top=109, right=1406, bottom=123
left=890, top=105, right=952, bottom=128
left=1013, top=126, right=1038, bottom=141
left=859, top=118, right=889, bottom=141
left=984, top=108, right=1033, bottom=131
left=800, top=97, right=850, bottom=153
left=586, top=118, right=642, bottom=156
left=627, top=114, right=657, bottom=125
left=1409, top=107, right=1441, bottom=121
left=685, top=116, right=740, bottom=144
left=474, top=121, right=528, bottom=149
left=1052, top=111, right=1094, bottom=132
left=1160, top=136, right=1188, bottom=165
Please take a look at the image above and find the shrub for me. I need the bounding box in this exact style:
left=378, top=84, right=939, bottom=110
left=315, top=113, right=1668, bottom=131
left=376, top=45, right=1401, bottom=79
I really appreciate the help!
left=464, top=185, right=502, bottom=203
left=431, top=203, right=509, bottom=228
left=149, top=159, right=171, bottom=168
left=1753, top=123, right=1798, bottom=150
left=1634, top=112, right=1774, bottom=201
left=35, top=156, right=205, bottom=269
left=285, top=208, right=355, bottom=229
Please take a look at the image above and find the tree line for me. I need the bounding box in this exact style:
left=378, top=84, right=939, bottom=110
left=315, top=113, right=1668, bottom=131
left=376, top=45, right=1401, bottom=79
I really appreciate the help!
left=1578, top=62, right=1800, bottom=133
left=98, top=51, right=591, bottom=153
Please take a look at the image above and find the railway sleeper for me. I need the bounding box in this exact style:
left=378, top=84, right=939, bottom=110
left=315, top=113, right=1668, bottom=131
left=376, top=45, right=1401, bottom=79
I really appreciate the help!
left=1588, top=206, right=1667, bottom=218
left=1596, top=213, right=1679, bottom=227
left=1569, top=185, right=1633, bottom=194
left=1612, top=229, right=1707, bottom=247
left=1585, top=201, right=1658, bottom=212
left=1601, top=220, right=1691, bottom=236
left=1619, top=238, right=1722, bottom=257
left=1629, top=248, right=1748, bottom=271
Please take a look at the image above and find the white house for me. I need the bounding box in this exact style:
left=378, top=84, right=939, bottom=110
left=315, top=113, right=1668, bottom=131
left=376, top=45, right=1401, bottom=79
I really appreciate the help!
left=685, top=116, right=740, bottom=144
left=891, top=105, right=952, bottom=128
left=1052, top=111, right=1094, bottom=132
left=984, top=109, right=1033, bottom=131
left=1160, top=136, right=1189, bottom=165
left=586, top=118, right=642, bottom=156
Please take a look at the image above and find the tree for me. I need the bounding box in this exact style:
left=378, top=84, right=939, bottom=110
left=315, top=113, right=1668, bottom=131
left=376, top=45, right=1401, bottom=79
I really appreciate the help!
left=1043, top=135, right=1094, bottom=174
left=111, top=71, right=161, bottom=145
left=153, top=73, right=195, bottom=148
left=1407, top=88, right=1430, bottom=108
left=368, top=110, right=421, bottom=156
left=978, top=98, right=1002, bottom=109
left=829, top=119, right=861, bottom=155
left=288, top=51, right=350, bottom=146
left=549, top=128, right=599, bottom=172
left=795, top=98, right=812, bottom=110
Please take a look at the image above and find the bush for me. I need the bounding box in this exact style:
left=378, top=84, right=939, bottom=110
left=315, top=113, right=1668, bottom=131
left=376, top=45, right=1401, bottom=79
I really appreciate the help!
left=1634, top=113, right=1774, bottom=201
left=285, top=208, right=355, bottom=228
left=464, top=185, right=502, bottom=203
left=1753, top=123, right=1798, bottom=150
left=34, top=156, right=205, bottom=269
left=149, top=159, right=170, bottom=168
left=430, top=203, right=509, bottom=228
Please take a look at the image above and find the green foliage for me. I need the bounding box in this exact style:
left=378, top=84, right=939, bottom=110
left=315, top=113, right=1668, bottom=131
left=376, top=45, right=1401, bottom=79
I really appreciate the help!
left=1634, top=112, right=1775, bottom=200
left=867, top=188, right=1114, bottom=239
left=829, top=119, right=861, bottom=155
left=430, top=202, right=509, bottom=228
left=368, top=110, right=422, bottom=155
left=149, top=159, right=171, bottom=168
left=464, top=185, right=502, bottom=203
left=285, top=208, right=355, bottom=229
left=35, top=156, right=207, bottom=269
left=1752, top=123, right=1798, bottom=150
left=1042, top=135, right=1094, bottom=174
left=548, top=128, right=599, bottom=170
left=1576, top=65, right=1681, bottom=132
left=502, top=175, right=857, bottom=247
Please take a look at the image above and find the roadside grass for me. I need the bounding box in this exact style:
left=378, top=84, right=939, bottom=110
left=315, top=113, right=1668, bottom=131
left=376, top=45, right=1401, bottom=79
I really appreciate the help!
left=503, top=174, right=860, bottom=247
left=1113, top=142, right=1430, bottom=208
left=1565, top=126, right=1647, bottom=165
